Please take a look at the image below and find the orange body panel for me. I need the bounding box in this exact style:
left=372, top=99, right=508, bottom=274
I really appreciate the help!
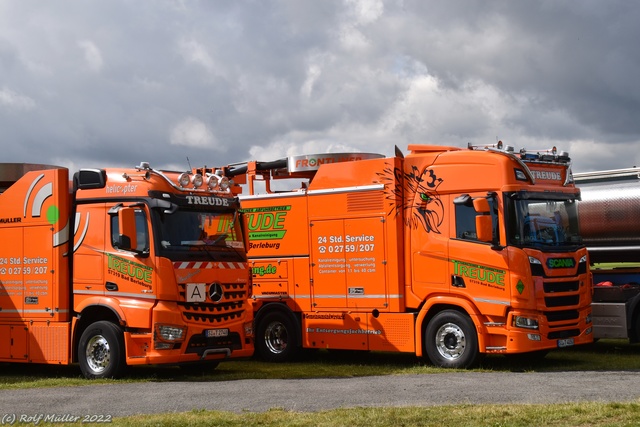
left=0, top=163, right=253, bottom=373
left=235, top=145, right=592, bottom=366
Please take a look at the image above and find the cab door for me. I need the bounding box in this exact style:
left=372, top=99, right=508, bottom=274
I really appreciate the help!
left=448, top=193, right=510, bottom=317
left=105, top=205, right=154, bottom=298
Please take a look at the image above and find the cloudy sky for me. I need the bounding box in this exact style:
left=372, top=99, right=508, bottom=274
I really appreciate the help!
left=1, top=0, right=639, bottom=174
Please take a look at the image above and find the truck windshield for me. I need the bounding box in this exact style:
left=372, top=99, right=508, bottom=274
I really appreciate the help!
left=507, top=196, right=583, bottom=249
left=153, top=209, right=246, bottom=262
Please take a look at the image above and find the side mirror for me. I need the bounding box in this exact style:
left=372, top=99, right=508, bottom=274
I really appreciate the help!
left=473, top=198, right=492, bottom=243
left=117, top=207, right=138, bottom=251
left=476, top=215, right=493, bottom=243
left=472, top=197, right=490, bottom=213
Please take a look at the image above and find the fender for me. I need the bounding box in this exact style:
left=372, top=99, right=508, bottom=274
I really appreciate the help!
left=255, top=301, right=301, bottom=342
left=255, top=301, right=296, bottom=323
left=414, top=294, right=487, bottom=357
left=74, top=295, right=155, bottom=329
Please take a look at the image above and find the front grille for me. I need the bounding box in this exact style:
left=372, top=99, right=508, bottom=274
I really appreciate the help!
left=178, top=282, right=248, bottom=325
left=538, top=275, right=582, bottom=310
left=544, top=295, right=580, bottom=307
left=534, top=272, right=585, bottom=339
left=180, top=304, right=245, bottom=323
left=543, top=281, right=580, bottom=293
left=544, top=310, right=579, bottom=322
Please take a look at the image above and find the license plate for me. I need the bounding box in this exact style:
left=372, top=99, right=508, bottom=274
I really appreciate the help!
left=557, top=338, right=574, bottom=348
left=205, top=328, right=229, bottom=338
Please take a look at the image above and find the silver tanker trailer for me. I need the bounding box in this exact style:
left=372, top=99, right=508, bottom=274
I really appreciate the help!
left=574, top=167, right=640, bottom=341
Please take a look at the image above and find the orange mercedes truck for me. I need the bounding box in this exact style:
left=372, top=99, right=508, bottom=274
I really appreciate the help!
left=0, top=162, right=253, bottom=378
left=217, top=143, right=592, bottom=368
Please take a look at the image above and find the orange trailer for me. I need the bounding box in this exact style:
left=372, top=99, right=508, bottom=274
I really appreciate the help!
left=0, top=162, right=253, bottom=378
left=219, top=143, right=593, bottom=368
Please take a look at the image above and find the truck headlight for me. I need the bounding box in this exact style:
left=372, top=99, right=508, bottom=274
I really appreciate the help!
left=514, top=316, right=539, bottom=330
left=155, top=324, right=187, bottom=342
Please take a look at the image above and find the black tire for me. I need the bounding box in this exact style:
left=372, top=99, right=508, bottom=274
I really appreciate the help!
left=425, top=310, right=480, bottom=369
left=78, top=321, right=126, bottom=379
left=255, top=311, right=299, bottom=362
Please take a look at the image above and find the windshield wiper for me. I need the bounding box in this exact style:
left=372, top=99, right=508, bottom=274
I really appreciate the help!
left=203, top=233, right=229, bottom=246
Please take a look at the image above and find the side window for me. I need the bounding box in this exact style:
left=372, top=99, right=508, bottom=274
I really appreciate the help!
left=455, top=204, right=478, bottom=240
left=455, top=199, right=498, bottom=242
left=111, top=209, right=149, bottom=251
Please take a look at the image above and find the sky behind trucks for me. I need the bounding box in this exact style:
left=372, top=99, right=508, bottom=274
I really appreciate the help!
left=1, top=0, right=639, bottom=173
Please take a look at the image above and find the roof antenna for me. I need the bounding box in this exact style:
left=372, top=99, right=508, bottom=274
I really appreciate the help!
left=186, top=156, right=192, bottom=171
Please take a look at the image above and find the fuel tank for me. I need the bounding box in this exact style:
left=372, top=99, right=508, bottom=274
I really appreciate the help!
left=574, top=168, right=640, bottom=263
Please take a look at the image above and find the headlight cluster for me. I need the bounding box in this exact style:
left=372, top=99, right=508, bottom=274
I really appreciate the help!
left=513, top=316, right=539, bottom=330
left=156, top=324, right=186, bottom=341
left=154, top=324, right=187, bottom=350
left=176, top=171, right=230, bottom=191
left=206, top=173, right=230, bottom=191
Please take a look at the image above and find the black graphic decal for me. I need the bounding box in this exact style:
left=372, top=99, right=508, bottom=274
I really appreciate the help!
left=378, top=164, right=444, bottom=234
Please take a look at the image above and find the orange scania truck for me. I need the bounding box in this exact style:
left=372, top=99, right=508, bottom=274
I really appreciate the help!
left=0, top=162, right=253, bottom=378
left=216, top=142, right=593, bottom=368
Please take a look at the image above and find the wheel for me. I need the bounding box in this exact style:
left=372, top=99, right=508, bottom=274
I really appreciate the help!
left=256, top=311, right=299, bottom=362
left=425, top=310, right=479, bottom=369
left=78, top=321, right=126, bottom=379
